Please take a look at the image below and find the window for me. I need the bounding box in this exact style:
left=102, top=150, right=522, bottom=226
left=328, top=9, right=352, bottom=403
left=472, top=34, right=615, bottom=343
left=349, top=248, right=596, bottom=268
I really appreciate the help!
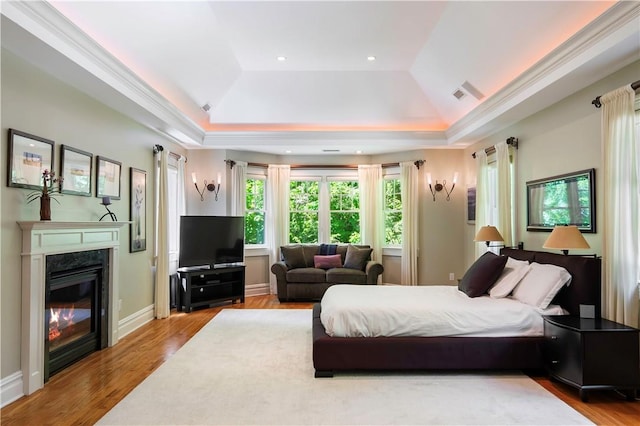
left=245, top=177, right=265, bottom=245
left=329, top=180, right=360, bottom=243
left=384, top=177, right=402, bottom=245
left=289, top=180, right=319, bottom=243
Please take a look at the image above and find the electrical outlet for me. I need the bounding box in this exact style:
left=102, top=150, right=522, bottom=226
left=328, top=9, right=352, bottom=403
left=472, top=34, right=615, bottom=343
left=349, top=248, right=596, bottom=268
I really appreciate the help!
left=118, top=299, right=123, bottom=311
left=449, top=273, right=455, bottom=281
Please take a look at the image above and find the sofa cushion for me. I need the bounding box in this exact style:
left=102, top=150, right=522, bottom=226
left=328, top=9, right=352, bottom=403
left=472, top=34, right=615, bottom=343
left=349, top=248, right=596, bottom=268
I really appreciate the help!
left=281, top=245, right=307, bottom=269
left=302, top=245, right=320, bottom=267
left=314, top=254, right=342, bottom=269
left=326, top=268, right=367, bottom=284
left=286, top=268, right=326, bottom=283
left=343, top=245, right=373, bottom=271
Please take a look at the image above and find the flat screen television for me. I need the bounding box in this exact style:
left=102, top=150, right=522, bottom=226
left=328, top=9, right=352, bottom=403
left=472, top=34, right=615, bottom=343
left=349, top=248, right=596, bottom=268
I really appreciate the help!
left=179, top=216, right=245, bottom=270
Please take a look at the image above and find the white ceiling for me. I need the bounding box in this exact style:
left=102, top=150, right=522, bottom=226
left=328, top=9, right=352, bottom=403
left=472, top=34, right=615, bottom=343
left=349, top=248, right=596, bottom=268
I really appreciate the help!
left=2, top=1, right=639, bottom=155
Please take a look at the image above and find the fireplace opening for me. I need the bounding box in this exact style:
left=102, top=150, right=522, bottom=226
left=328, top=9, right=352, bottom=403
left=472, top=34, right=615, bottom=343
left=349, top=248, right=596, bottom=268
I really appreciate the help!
left=45, top=250, right=109, bottom=381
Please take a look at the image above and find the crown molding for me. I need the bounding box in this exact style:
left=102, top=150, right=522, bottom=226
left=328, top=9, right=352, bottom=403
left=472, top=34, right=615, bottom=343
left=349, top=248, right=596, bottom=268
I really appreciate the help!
left=445, top=1, right=640, bottom=145
left=1, top=1, right=205, bottom=145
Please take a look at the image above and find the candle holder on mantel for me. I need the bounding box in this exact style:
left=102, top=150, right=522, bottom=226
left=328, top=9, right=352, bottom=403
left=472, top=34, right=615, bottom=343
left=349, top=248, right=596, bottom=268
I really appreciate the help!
left=99, top=197, right=118, bottom=221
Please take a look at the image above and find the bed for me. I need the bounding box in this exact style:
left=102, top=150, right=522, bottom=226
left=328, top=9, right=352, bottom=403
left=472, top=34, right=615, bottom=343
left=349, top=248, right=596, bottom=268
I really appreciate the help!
left=312, top=248, right=601, bottom=377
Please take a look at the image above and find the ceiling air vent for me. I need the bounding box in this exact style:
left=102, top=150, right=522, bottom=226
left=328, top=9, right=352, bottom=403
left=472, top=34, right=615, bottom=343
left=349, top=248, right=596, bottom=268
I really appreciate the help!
left=461, top=81, right=485, bottom=100
left=452, top=89, right=466, bottom=100
left=322, top=149, right=340, bottom=153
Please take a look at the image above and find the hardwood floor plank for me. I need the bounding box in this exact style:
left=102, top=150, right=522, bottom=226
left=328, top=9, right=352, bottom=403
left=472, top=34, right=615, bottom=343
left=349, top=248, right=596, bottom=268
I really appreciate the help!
left=1, top=296, right=637, bottom=425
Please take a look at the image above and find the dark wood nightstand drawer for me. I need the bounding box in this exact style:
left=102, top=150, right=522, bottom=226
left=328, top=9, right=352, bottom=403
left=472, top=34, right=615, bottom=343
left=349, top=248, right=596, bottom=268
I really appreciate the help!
left=544, top=322, right=582, bottom=385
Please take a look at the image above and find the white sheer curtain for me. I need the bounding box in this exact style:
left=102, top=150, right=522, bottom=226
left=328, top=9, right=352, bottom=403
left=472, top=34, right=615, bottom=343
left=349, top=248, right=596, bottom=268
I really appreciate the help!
left=170, top=156, right=187, bottom=276
left=358, top=165, right=383, bottom=265
left=474, top=150, right=490, bottom=258
left=266, top=165, right=290, bottom=294
left=154, top=149, right=170, bottom=319
left=400, top=161, right=418, bottom=285
left=230, top=161, right=247, bottom=216
left=495, top=142, right=514, bottom=247
left=601, top=85, right=639, bottom=327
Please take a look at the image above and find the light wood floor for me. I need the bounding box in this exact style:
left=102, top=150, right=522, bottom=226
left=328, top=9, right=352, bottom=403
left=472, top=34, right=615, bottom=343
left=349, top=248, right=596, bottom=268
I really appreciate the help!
left=1, top=295, right=638, bottom=425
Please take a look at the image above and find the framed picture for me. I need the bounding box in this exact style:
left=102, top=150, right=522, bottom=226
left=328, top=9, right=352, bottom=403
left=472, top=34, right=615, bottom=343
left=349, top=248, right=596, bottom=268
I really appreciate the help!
left=7, top=129, right=54, bottom=190
left=526, top=168, right=596, bottom=232
left=96, top=156, right=121, bottom=199
left=60, top=145, right=92, bottom=196
left=467, top=186, right=476, bottom=224
left=130, top=167, right=147, bottom=252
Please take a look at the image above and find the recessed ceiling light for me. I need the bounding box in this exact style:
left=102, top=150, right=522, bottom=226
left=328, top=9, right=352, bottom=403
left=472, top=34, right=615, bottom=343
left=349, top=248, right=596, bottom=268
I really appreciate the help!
left=367, top=56, right=376, bottom=61
left=277, top=56, right=287, bottom=61
left=285, top=150, right=292, bottom=153
left=356, top=150, right=363, bottom=154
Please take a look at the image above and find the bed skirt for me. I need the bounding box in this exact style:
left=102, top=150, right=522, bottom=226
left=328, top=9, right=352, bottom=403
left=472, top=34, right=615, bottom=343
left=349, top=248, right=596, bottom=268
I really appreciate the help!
left=312, top=303, right=544, bottom=377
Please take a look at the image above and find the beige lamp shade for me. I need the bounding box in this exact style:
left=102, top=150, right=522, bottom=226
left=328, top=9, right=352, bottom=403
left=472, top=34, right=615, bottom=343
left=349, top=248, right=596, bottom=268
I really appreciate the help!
left=543, top=225, right=590, bottom=255
left=474, top=226, right=504, bottom=246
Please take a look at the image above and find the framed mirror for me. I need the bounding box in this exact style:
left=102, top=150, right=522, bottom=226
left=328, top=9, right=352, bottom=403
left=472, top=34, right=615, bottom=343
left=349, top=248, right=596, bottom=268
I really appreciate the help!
left=7, top=129, right=54, bottom=190
left=526, top=168, right=595, bottom=232
left=96, top=156, right=121, bottom=200
left=61, top=145, right=92, bottom=196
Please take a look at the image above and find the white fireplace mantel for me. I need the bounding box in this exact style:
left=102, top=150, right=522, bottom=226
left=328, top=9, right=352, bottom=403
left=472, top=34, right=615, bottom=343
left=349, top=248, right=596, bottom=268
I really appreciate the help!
left=18, top=221, right=128, bottom=395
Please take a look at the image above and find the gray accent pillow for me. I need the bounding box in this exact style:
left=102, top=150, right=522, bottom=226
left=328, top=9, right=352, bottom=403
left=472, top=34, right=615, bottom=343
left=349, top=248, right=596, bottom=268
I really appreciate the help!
left=280, top=245, right=307, bottom=269
left=343, top=245, right=373, bottom=271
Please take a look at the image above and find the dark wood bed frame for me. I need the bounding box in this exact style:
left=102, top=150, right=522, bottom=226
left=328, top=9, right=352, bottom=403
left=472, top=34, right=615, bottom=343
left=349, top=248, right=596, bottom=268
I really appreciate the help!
left=312, top=248, right=601, bottom=378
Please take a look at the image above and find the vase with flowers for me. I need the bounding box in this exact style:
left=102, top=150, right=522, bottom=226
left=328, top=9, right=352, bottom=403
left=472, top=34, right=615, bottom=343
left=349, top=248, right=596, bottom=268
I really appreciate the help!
left=27, top=169, right=63, bottom=221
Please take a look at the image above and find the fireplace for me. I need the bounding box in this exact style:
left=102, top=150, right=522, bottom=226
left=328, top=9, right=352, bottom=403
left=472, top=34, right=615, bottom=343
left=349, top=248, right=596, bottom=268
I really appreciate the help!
left=19, top=221, right=126, bottom=395
left=45, top=250, right=108, bottom=380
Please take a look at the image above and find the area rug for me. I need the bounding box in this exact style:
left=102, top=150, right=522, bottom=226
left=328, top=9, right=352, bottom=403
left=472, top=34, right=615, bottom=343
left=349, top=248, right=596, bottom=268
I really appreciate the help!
left=98, top=309, right=592, bottom=425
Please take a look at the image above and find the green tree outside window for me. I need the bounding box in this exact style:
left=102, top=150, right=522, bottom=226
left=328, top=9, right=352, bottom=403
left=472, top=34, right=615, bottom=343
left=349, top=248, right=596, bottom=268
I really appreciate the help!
left=289, top=180, right=319, bottom=243
left=329, top=181, right=360, bottom=243
left=245, top=178, right=265, bottom=244
left=384, top=178, right=402, bottom=245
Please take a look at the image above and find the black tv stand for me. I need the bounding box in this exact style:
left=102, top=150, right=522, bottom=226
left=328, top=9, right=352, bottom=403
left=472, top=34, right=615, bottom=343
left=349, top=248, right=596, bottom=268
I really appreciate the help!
left=177, top=265, right=245, bottom=312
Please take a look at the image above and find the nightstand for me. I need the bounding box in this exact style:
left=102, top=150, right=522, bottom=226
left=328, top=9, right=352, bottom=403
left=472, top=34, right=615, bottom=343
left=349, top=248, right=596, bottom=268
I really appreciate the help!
left=543, top=315, right=640, bottom=402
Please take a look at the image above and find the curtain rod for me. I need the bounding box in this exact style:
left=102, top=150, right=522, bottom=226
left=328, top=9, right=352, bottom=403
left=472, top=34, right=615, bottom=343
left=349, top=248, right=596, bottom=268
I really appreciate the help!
left=472, top=137, right=519, bottom=158
left=225, top=160, right=424, bottom=170
left=591, top=80, right=640, bottom=108
left=153, top=144, right=187, bottom=162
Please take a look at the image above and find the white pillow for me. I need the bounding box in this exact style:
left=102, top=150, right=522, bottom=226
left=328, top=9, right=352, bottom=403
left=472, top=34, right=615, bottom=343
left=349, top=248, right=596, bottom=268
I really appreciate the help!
left=511, top=262, right=572, bottom=309
left=488, top=257, right=531, bottom=298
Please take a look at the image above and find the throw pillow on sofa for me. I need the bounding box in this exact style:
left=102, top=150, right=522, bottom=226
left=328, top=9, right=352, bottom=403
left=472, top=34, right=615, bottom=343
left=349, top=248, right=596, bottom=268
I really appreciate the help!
left=343, top=245, right=372, bottom=271
left=280, top=245, right=307, bottom=268
left=314, top=254, right=342, bottom=269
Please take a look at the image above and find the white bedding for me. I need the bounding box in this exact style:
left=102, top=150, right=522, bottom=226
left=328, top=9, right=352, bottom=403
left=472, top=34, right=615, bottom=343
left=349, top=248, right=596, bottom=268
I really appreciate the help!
left=320, top=285, right=566, bottom=338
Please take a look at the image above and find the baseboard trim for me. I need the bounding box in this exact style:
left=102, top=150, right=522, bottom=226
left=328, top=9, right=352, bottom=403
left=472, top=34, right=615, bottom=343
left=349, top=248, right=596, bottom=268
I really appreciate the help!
left=0, top=371, right=24, bottom=408
left=245, top=283, right=269, bottom=297
left=118, top=304, right=155, bottom=339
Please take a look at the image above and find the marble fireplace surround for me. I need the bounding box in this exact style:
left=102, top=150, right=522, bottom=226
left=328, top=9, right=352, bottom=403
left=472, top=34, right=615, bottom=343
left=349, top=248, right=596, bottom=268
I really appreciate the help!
left=18, top=221, right=128, bottom=395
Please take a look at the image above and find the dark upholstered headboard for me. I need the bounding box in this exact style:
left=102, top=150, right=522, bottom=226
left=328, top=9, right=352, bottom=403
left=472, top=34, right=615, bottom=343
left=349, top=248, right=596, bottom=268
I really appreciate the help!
left=500, top=248, right=602, bottom=318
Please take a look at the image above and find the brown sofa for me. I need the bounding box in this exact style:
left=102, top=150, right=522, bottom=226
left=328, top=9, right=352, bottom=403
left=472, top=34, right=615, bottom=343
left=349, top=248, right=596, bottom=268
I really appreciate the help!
left=271, top=244, right=384, bottom=302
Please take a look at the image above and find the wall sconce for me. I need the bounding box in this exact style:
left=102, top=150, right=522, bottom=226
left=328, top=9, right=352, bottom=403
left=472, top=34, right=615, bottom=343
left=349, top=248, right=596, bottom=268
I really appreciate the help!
left=543, top=225, right=590, bottom=255
left=192, top=172, right=221, bottom=201
left=474, top=225, right=504, bottom=247
left=427, top=172, right=457, bottom=201
left=99, top=197, right=118, bottom=221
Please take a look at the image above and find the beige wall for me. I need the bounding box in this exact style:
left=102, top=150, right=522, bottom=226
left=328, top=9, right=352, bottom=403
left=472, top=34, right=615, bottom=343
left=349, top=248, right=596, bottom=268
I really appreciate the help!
left=463, top=59, right=640, bottom=266
left=0, top=50, right=184, bottom=378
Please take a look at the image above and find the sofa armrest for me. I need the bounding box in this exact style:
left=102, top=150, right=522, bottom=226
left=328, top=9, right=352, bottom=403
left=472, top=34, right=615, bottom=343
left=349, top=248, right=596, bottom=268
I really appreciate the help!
left=365, top=260, right=384, bottom=284
left=271, top=261, right=290, bottom=298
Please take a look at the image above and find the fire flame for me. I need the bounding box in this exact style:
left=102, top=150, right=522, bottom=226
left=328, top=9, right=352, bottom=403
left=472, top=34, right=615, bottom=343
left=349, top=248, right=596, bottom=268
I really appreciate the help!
left=49, top=305, right=75, bottom=341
